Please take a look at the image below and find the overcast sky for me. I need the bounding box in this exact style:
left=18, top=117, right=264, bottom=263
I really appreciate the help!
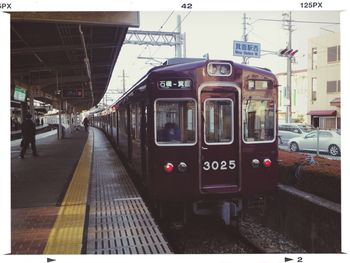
left=103, top=11, right=340, bottom=104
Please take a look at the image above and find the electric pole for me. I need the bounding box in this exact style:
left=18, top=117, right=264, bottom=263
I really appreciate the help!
left=118, top=70, right=129, bottom=93
left=175, top=15, right=182, bottom=58
left=242, top=13, right=248, bottom=64
left=283, top=12, right=293, bottom=123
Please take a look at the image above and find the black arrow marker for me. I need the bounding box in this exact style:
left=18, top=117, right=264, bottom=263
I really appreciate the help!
left=285, top=257, right=293, bottom=262
left=47, top=258, right=56, bottom=263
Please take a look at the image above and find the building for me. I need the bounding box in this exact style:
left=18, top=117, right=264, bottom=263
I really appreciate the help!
left=307, top=32, right=340, bottom=129
left=276, top=69, right=308, bottom=123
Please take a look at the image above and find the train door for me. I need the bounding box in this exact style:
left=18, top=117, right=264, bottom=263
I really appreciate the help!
left=199, top=83, right=240, bottom=193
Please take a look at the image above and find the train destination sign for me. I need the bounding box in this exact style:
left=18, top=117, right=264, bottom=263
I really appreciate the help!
left=158, top=79, right=192, bottom=89
left=233, top=40, right=261, bottom=58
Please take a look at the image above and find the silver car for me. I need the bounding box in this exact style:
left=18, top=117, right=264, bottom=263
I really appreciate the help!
left=278, top=123, right=315, bottom=145
left=288, top=130, right=341, bottom=156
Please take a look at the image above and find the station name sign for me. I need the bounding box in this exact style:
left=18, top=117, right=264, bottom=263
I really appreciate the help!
left=233, top=40, right=261, bottom=58
left=14, top=85, right=26, bottom=102
left=158, top=79, right=192, bottom=89
left=63, top=89, right=83, bottom=98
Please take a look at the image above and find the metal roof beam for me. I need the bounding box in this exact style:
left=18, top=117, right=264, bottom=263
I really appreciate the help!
left=12, top=43, right=119, bottom=54
left=11, top=12, right=140, bottom=27
left=11, top=63, right=111, bottom=76
left=124, top=30, right=182, bottom=46
left=32, top=73, right=107, bottom=86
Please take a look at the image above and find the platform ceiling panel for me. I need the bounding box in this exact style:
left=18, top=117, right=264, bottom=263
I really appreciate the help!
left=11, top=12, right=139, bottom=111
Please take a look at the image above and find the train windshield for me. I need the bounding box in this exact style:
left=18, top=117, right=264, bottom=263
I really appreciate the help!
left=243, top=99, right=275, bottom=142
left=204, top=99, right=233, bottom=144
left=155, top=99, right=196, bottom=145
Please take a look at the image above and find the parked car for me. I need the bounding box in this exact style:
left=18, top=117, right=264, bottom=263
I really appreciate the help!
left=288, top=130, right=341, bottom=156
left=278, top=123, right=315, bottom=145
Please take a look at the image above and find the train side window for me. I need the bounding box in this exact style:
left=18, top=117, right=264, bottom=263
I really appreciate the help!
left=155, top=99, right=196, bottom=145
left=119, top=108, right=128, bottom=135
left=204, top=99, right=233, bottom=144
left=243, top=99, right=275, bottom=142
left=131, top=104, right=142, bottom=141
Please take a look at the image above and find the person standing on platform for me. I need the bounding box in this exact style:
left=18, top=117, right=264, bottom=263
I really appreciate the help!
left=19, top=113, right=38, bottom=159
left=83, top=117, right=90, bottom=132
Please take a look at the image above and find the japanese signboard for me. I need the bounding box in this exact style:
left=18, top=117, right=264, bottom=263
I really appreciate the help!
left=13, top=85, right=26, bottom=102
left=233, top=40, right=261, bottom=58
left=158, top=79, right=192, bottom=89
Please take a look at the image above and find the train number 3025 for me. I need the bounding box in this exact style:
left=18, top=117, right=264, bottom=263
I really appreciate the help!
left=203, top=160, right=236, bottom=171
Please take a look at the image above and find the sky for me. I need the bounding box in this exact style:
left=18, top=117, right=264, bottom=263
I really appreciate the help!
left=103, top=10, right=340, bottom=104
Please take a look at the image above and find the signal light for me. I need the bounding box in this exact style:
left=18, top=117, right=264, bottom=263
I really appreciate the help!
left=278, top=48, right=298, bottom=58
left=263, top=159, right=272, bottom=168
left=290, top=49, right=299, bottom=56
left=164, top=163, right=174, bottom=173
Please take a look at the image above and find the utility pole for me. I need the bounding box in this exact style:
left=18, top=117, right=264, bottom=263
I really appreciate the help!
left=242, top=13, right=248, bottom=64
left=118, top=70, right=129, bottom=93
left=175, top=15, right=182, bottom=58
left=284, top=12, right=293, bottom=123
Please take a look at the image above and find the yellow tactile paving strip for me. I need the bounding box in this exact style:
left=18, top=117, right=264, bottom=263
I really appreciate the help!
left=44, top=132, right=93, bottom=254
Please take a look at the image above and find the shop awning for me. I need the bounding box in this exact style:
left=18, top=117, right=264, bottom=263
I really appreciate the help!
left=330, top=97, right=340, bottom=107
left=307, top=110, right=337, bottom=116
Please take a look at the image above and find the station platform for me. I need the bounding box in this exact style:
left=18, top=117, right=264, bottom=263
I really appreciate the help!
left=11, top=127, right=171, bottom=254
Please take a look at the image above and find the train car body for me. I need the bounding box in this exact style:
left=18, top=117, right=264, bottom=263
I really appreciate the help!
left=92, top=59, right=278, bottom=223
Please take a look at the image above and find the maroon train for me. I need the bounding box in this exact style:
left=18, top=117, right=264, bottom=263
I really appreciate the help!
left=92, top=58, right=278, bottom=224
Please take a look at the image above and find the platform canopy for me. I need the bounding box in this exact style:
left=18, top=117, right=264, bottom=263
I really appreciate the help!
left=11, top=12, right=139, bottom=111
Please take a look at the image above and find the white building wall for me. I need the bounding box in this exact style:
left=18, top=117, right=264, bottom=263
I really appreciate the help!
left=277, top=70, right=308, bottom=123
left=307, top=32, right=340, bottom=129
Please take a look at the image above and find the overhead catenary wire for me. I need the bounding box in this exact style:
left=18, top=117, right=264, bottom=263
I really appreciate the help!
left=150, top=11, right=191, bottom=59
left=132, top=11, right=175, bottom=66
left=100, top=12, right=176, bottom=107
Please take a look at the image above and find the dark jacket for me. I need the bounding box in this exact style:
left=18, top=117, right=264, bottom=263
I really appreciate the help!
left=21, top=118, right=36, bottom=139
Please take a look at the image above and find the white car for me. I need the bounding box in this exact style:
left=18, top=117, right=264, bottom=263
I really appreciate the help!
left=288, top=130, right=341, bottom=156
left=278, top=123, right=315, bottom=145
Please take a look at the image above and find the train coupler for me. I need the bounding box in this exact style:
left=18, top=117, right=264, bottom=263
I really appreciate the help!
left=220, top=200, right=242, bottom=225
left=192, top=199, right=242, bottom=225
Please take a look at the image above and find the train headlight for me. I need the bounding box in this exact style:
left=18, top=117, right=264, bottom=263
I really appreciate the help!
left=164, top=162, right=174, bottom=173
left=208, top=64, right=217, bottom=74
left=251, top=159, right=260, bottom=168
left=178, top=162, right=188, bottom=173
left=207, top=62, right=232, bottom=77
left=263, top=159, right=272, bottom=168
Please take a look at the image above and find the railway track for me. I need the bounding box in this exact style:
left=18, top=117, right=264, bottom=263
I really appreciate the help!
left=153, top=206, right=306, bottom=254
left=160, top=215, right=265, bottom=254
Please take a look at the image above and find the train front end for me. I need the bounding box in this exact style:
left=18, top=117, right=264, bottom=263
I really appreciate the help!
left=147, top=59, right=278, bottom=224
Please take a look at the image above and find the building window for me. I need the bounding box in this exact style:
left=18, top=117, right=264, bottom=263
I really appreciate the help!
left=311, top=47, right=317, bottom=69
left=320, top=117, right=336, bottom=130
left=337, top=117, right=341, bottom=129
left=327, top=46, right=340, bottom=63
left=312, top=78, right=317, bottom=101
left=327, top=81, right=337, bottom=93
left=338, top=80, right=341, bottom=92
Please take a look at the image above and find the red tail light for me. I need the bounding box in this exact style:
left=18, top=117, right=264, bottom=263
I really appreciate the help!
left=263, top=159, right=272, bottom=168
left=164, top=163, right=174, bottom=173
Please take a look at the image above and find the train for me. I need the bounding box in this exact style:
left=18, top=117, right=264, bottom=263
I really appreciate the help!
left=91, top=58, right=279, bottom=225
